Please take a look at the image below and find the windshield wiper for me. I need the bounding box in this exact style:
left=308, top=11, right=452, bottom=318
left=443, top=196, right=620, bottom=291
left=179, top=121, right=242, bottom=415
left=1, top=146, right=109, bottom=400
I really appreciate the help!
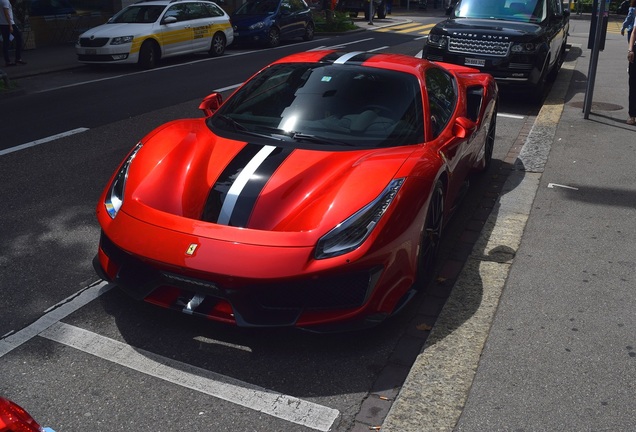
left=254, top=126, right=353, bottom=146
left=290, top=132, right=354, bottom=147
left=215, top=115, right=282, bottom=141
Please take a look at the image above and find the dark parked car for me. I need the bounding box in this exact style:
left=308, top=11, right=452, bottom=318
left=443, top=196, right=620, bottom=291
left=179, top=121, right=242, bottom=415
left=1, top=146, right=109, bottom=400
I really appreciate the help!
left=231, top=0, right=314, bottom=47
left=422, top=0, right=569, bottom=100
left=336, top=0, right=387, bottom=20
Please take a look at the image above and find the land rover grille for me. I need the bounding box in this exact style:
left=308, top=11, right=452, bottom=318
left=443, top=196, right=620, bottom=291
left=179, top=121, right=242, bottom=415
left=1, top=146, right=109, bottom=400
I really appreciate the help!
left=448, top=37, right=511, bottom=57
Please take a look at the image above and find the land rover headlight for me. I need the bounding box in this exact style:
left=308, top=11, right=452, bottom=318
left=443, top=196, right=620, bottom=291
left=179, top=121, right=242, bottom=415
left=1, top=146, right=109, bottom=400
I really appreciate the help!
left=511, top=42, right=537, bottom=53
left=315, top=178, right=404, bottom=259
left=105, top=142, right=142, bottom=218
left=427, top=34, right=448, bottom=48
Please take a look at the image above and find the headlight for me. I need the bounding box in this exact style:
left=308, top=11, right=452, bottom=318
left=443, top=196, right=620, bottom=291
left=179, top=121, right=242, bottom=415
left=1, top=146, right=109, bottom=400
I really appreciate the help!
left=511, top=42, right=537, bottom=53
left=249, top=21, right=266, bottom=30
left=427, top=34, right=448, bottom=48
left=315, top=178, right=405, bottom=259
left=105, top=142, right=142, bottom=219
left=110, top=36, right=134, bottom=45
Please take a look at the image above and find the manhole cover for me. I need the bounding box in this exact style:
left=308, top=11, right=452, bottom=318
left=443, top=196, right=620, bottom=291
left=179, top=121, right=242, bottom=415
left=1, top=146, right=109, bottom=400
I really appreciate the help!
left=569, top=101, right=623, bottom=111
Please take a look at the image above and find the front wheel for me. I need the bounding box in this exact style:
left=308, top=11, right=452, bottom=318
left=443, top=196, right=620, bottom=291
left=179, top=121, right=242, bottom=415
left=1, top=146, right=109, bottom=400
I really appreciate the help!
left=303, top=22, right=315, bottom=41
left=138, top=40, right=159, bottom=69
left=209, top=32, right=226, bottom=57
left=480, top=106, right=497, bottom=172
left=266, top=27, right=280, bottom=48
left=416, top=180, right=444, bottom=289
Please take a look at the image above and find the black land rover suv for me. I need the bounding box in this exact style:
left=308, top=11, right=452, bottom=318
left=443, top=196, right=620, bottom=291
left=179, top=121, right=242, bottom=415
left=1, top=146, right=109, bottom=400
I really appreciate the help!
left=423, top=0, right=569, bottom=97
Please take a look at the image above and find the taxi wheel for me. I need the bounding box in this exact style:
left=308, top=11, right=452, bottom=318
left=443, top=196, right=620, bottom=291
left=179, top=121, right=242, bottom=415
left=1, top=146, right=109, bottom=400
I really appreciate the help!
left=139, top=40, right=159, bottom=69
left=209, top=32, right=226, bottom=57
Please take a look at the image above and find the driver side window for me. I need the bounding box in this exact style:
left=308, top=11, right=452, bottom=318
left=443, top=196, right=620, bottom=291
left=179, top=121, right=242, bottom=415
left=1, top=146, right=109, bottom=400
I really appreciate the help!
left=425, top=67, right=457, bottom=138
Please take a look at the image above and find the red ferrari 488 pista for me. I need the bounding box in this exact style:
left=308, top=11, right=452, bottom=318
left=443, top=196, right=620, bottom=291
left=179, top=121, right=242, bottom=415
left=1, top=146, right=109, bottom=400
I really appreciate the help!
left=94, top=50, right=498, bottom=331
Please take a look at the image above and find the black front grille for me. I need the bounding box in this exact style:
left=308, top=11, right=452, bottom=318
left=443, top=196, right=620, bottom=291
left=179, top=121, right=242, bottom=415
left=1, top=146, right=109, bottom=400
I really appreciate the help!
left=252, top=270, right=377, bottom=311
left=79, top=37, right=109, bottom=47
left=449, top=37, right=511, bottom=57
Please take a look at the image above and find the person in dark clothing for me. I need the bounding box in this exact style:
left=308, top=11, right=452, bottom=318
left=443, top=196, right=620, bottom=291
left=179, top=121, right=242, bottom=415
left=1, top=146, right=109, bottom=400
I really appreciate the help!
left=0, top=0, right=25, bottom=67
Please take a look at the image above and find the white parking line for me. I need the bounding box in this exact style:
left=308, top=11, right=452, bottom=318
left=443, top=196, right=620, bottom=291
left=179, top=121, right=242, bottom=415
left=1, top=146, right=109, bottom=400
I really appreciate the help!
left=40, top=322, right=340, bottom=432
left=497, top=113, right=525, bottom=119
left=0, top=280, right=339, bottom=430
left=0, top=128, right=90, bottom=157
left=0, top=281, right=111, bottom=356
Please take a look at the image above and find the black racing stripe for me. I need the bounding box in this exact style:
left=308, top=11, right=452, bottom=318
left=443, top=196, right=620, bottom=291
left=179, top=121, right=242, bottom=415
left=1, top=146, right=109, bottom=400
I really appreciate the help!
left=230, top=146, right=293, bottom=227
left=320, top=51, right=345, bottom=64
left=201, top=144, right=263, bottom=223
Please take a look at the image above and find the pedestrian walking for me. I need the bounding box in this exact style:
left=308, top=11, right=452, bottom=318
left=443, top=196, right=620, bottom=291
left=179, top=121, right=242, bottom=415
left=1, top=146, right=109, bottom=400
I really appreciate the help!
left=621, top=0, right=636, bottom=43
left=0, top=0, right=26, bottom=67
left=626, top=28, right=636, bottom=124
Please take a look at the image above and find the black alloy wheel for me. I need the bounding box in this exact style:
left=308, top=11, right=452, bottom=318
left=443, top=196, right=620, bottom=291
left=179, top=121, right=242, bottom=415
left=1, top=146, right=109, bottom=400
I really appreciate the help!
left=267, top=27, right=280, bottom=47
left=482, top=107, right=497, bottom=172
left=417, top=180, right=444, bottom=288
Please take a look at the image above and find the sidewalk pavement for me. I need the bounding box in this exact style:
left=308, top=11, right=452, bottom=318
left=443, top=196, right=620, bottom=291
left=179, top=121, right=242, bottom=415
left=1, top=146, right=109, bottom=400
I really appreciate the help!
left=2, top=9, right=635, bottom=432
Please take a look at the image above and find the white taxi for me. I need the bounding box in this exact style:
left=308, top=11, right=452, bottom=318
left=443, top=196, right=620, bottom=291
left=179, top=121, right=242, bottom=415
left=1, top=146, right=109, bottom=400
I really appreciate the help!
left=76, top=0, right=234, bottom=69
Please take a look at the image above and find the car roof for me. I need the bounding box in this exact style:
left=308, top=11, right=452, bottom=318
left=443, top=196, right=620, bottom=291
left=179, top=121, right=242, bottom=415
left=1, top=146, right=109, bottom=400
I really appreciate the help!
left=131, top=0, right=216, bottom=5
left=272, top=50, right=430, bottom=77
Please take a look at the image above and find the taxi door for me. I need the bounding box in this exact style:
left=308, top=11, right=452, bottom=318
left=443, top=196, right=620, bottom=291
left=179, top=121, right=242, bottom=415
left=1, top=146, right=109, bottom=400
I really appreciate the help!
left=157, top=3, right=193, bottom=57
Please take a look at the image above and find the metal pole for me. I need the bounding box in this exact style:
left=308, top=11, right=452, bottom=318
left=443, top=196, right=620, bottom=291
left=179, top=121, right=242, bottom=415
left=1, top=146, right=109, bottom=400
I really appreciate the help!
left=583, top=0, right=607, bottom=118
left=368, top=0, right=374, bottom=24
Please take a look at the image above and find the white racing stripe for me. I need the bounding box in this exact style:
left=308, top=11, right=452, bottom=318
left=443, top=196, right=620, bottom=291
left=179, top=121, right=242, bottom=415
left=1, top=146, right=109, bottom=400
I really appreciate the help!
left=40, top=322, right=340, bottom=431
left=0, top=128, right=90, bottom=157
left=218, top=144, right=276, bottom=225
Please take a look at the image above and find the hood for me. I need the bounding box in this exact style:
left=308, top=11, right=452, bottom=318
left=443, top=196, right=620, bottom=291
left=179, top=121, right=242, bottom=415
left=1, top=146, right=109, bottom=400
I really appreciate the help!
left=230, top=13, right=274, bottom=28
left=80, top=22, right=154, bottom=39
left=435, top=18, right=542, bottom=39
left=122, top=120, right=414, bottom=238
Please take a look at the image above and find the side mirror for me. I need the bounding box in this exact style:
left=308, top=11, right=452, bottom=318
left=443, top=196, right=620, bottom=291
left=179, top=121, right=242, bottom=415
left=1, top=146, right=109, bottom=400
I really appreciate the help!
left=452, top=116, right=477, bottom=139
left=163, top=15, right=177, bottom=24
left=199, top=93, right=223, bottom=117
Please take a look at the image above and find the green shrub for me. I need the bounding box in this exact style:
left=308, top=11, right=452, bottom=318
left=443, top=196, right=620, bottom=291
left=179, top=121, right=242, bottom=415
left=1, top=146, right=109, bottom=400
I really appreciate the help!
left=313, top=10, right=357, bottom=32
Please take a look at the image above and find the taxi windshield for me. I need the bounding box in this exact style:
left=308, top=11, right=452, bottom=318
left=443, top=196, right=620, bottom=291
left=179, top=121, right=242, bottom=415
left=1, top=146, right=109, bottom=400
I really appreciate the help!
left=111, top=5, right=165, bottom=23
left=208, top=62, right=425, bottom=148
left=453, top=0, right=546, bottom=23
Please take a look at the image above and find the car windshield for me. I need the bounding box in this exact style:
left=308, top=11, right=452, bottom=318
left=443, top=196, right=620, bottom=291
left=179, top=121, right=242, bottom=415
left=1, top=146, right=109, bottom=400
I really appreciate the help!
left=453, top=0, right=546, bottom=23
left=234, top=0, right=279, bottom=15
left=111, top=5, right=165, bottom=23
left=208, top=63, right=425, bottom=148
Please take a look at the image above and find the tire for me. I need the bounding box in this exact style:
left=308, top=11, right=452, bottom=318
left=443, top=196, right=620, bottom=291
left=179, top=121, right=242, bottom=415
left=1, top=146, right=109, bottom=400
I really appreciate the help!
left=416, top=180, right=444, bottom=288
left=138, top=40, right=159, bottom=69
left=266, top=27, right=280, bottom=48
left=303, top=22, right=315, bottom=41
left=364, top=4, right=374, bottom=20
left=209, top=32, right=226, bottom=57
left=376, top=2, right=387, bottom=18
left=547, top=41, right=566, bottom=82
left=480, top=106, right=497, bottom=172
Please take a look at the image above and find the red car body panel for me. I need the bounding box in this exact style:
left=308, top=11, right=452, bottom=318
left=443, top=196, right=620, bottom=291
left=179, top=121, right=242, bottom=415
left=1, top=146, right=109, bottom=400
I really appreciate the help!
left=94, top=50, right=498, bottom=330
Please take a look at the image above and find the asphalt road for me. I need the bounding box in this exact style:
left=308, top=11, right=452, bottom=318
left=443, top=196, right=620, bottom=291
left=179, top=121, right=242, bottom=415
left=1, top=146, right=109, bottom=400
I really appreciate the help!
left=0, top=26, right=543, bottom=431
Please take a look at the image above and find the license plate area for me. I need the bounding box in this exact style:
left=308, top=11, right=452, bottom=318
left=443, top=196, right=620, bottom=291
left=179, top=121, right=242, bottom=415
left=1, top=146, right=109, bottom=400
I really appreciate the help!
left=86, top=48, right=97, bottom=55
left=465, top=58, right=485, bottom=67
